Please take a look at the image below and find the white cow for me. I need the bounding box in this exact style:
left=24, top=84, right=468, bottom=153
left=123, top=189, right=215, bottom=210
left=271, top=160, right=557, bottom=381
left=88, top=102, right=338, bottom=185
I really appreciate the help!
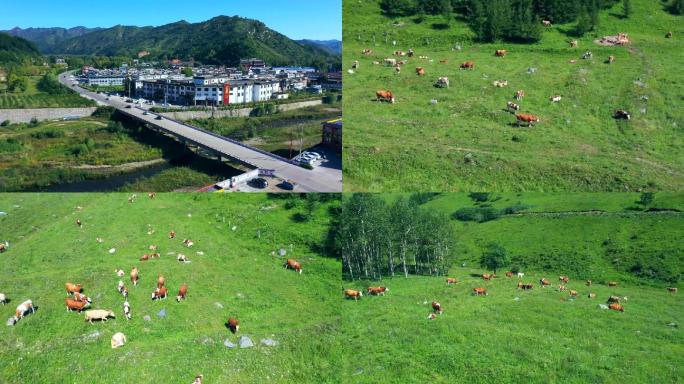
left=111, top=332, right=126, bottom=348
left=0, top=293, right=7, bottom=305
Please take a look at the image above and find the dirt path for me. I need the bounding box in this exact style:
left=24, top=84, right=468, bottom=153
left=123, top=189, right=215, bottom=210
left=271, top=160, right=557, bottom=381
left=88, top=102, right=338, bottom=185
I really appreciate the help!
left=70, top=158, right=166, bottom=172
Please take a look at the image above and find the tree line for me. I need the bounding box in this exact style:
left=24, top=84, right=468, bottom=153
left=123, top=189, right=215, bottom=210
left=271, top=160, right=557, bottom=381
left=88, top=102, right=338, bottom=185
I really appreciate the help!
left=328, top=194, right=456, bottom=280
left=380, top=0, right=630, bottom=42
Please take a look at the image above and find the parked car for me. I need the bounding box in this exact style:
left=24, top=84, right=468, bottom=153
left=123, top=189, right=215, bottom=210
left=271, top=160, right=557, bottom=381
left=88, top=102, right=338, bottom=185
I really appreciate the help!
left=279, top=180, right=296, bottom=191
left=155, top=115, right=163, bottom=120
left=249, top=178, right=268, bottom=189
left=142, top=111, right=149, bottom=115
left=125, top=105, right=132, bottom=109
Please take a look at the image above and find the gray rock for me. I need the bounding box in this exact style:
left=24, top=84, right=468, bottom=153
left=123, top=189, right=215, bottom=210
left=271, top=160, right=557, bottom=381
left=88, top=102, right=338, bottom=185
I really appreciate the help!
left=224, top=339, right=237, bottom=349
left=83, top=331, right=101, bottom=341
left=143, top=315, right=151, bottom=322
left=0, top=212, right=7, bottom=216
left=260, top=338, right=278, bottom=347
left=667, top=322, right=678, bottom=328
left=278, top=248, right=287, bottom=256
left=6, top=317, right=16, bottom=326
left=239, top=336, right=254, bottom=349
left=598, top=304, right=609, bottom=310
left=157, top=308, right=166, bottom=319
left=236, top=293, right=245, bottom=299
left=214, top=302, right=224, bottom=309
left=513, top=297, right=520, bottom=301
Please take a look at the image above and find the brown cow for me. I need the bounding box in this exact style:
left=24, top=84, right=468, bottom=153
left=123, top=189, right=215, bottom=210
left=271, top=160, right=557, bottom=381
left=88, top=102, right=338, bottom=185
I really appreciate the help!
left=284, top=259, right=303, bottom=274
left=416, top=67, right=425, bottom=76
left=227, top=317, right=239, bottom=334
left=65, top=297, right=90, bottom=312
left=665, top=32, right=672, bottom=39
left=140, top=254, right=150, bottom=261
left=157, top=274, right=165, bottom=289
left=569, top=290, right=578, bottom=297
left=148, top=192, right=156, bottom=199
left=76, top=219, right=82, bottom=227
left=376, top=90, right=395, bottom=104
left=495, top=49, right=507, bottom=57
left=558, top=285, right=566, bottom=292
left=607, top=55, right=615, bottom=64
left=482, top=273, right=493, bottom=281
left=130, top=268, right=139, bottom=286
left=517, top=282, right=533, bottom=290
left=588, top=293, right=596, bottom=299
left=460, top=61, right=475, bottom=70
left=473, top=288, right=487, bottom=296
left=367, top=286, right=389, bottom=296
left=586, top=280, right=592, bottom=286
left=540, top=278, right=551, bottom=287
left=432, top=301, right=443, bottom=314
left=667, top=287, right=678, bottom=293
left=344, top=289, right=363, bottom=301
left=515, top=113, right=540, bottom=127
left=446, top=277, right=458, bottom=285
left=608, top=281, right=618, bottom=287
left=609, top=303, right=624, bottom=312
left=151, top=287, right=168, bottom=300
left=73, top=292, right=92, bottom=303
left=65, top=282, right=82, bottom=295
left=169, top=230, right=176, bottom=239
left=177, top=283, right=188, bottom=302
left=505, top=272, right=513, bottom=278
left=559, top=276, right=569, bottom=283
left=570, top=40, right=578, bottom=48
left=607, top=296, right=621, bottom=304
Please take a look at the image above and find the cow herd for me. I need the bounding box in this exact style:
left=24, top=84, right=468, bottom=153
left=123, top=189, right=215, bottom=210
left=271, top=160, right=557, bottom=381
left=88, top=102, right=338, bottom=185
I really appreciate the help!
left=354, top=31, right=660, bottom=128
left=345, top=270, right=679, bottom=320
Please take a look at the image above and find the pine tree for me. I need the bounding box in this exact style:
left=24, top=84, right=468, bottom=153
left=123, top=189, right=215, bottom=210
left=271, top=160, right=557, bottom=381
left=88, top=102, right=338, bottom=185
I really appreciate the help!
left=623, top=0, right=631, bottom=18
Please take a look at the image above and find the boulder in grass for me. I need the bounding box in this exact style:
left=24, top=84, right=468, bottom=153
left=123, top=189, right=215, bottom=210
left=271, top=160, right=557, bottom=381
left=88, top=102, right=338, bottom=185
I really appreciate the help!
left=224, top=339, right=237, bottom=349
left=143, top=315, right=151, bottom=322
left=157, top=308, right=166, bottom=319
left=598, top=304, right=609, bottom=310
left=260, top=338, right=278, bottom=347
left=239, top=336, right=254, bottom=349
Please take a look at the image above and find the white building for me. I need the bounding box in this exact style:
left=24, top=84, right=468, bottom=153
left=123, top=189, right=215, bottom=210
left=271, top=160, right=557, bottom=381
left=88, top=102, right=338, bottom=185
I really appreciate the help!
left=86, top=76, right=125, bottom=86
left=142, top=77, right=282, bottom=106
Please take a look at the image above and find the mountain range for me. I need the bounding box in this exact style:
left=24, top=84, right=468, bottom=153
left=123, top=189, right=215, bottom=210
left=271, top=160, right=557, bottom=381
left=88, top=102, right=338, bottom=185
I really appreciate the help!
left=2, top=17, right=341, bottom=69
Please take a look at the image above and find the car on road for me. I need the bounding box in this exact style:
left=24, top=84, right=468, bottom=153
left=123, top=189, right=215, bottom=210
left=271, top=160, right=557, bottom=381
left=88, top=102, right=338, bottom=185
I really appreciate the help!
left=125, top=105, right=132, bottom=109
left=143, top=111, right=149, bottom=115
left=155, top=115, right=163, bottom=120
left=125, top=99, right=133, bottom=103
left=279, top=180, right=297, bottom=191
left=249, top=178, right=268, bottom=189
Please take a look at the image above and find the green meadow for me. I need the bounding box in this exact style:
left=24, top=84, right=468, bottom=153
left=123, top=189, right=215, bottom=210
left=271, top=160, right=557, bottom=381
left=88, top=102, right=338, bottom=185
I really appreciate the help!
left=343, top=0, right=684, bottom=192
left=341, top=193, right=684, bottom=383
left=0, top=193, right=342, bottom=383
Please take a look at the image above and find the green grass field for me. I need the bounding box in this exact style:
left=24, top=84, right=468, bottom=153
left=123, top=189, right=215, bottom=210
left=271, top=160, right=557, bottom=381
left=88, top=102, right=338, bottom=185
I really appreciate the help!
left=341, top=193, right=683, bottom=383
left=343, top=0, right=684, bottom=192
left=0, top=76, right=95, bottom=109
left=0, top=193, right=342, bottom=383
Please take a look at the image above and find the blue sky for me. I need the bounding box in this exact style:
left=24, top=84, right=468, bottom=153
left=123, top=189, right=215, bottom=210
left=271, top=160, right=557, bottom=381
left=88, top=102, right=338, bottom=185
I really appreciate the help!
left=1, top=0, right=341, bottom=40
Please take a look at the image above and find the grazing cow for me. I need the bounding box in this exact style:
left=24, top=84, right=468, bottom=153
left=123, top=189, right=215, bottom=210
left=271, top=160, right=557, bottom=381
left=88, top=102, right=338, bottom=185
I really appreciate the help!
left=372, top=61, right=380, bottom=65
left=148, top=192, right=156, bottom=199
left=435, top=77, right=450, bottom=88
left=76, top=219, right=82, bottom=228
left=362, top=48, right=373, bottom=55
left=149, top=245, right=157, bottom=251
left=111, top=332, right=126, bottom=349
left=121, top=286, right=128, bottom=299
left=588, top=293, right=596, bottom=299
left=284, top=258, right=303, bottom=274
left=516, top=113, right=540, bottom=127
left=151, top=253, right=160, bottom=259
left=123, top=301, right=131, bottom=320
left=130, top=268, right=139, bottom=286
left=183, top=239, right=194, bottom=247
left=569, top=290, right=578, bottom=297
left=352, top=60, right=359, bottom=70
left=665, top=32, right=672, bottom=39
left=169, top=230, right=176, bottom=239
left=586, top=280, right=592, bottom=286
left=493, top=80, right=508, bottom=88
left=115, top=269, right=125, bottom=277
left=192, top=374, right=203, bottom=384
left=384, top=58, right=397, bottom=67
left=540, top=278, right=551, bottom=287
left=177, top=284, right=188, bottom=302
left=0, top=241, right=7, bottom=253
left=367, top=286, right=389, bottom=296
left=473, top=288, right=488, bottom=296
left=65, top=283, right=83, bottom=295
left=439, top=59, right=448, bottom=64
left=432, top=301, right=443, bottom=314
left=65, top=298, right=90, bottom=312
left=517, top=272, right=525, bottom=279
left=517, top=282, right=533, bottom=290
left=227, top=317, right=239, bottom=334
left=117, top=280, right=125, bottom=293
left=608, top=55, right=615, bottom=64
left=582, top=51, right=593, bottom=60
left=542, top=20, right=552, bottom=26
left=395, top=66, right=401, bottom=75
left=609, top=303, right=624, bottom=312
left=0, top=293, right=6, bottom=305
left=515, top=90, right=525, bottom=101
left=152, top=287, right=168, bottom=300
left=15, top=300, right=34, bottom=320
left=128, top=194, right=137, bottom=203
left=495, top=49, right=507, bottom=57
left=607, top=296, right=621, bottom=304
left=482, top=273, right=493, bottom=281
left=505, top=272, right=513, bottom=278
left=140, top=254, right=150, bottom=261
left=613, top=110, right=630, bottom=120
left=608, top=281, right=618, bottom=287
left=376, top=90, right=395, bottom=104
left=550, top=95, right=562, bottom=103
left=507, top=101, right=520, bottom=111
left=157, top=274, right=165, bottom=289
left=177, top=253, right=188, bottom=262
left=446, top=277, right=458, bottom=285
left=427, top=313, right=437, bottom=320
left=344, top=289, right=363, bottom=301
left=416, top=67, right=425, bottom=76
left=460, top=61, right=475, bottom=70
left=667, top=287, right=678, bottom=293
left=407, top=49, right=415, bottom=57
left=559, top=276, right=569, bottom=284
left=84, top=309, right=115, bottom=323
left=570, top=40, right=578, bottom=48
left=558, top=285, right=566, bottom=292
left=394, top=50, right=406, bottom=56
left=73, top=292, right=91, bottom=304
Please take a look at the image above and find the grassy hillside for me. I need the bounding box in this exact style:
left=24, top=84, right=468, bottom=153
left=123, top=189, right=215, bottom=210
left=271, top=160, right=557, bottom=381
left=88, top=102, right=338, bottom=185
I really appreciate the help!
left=340, top=193, right=683, bottom=383
left=0, top=33, right=41, bottom=67
left=0, top=193, right=342, bottom=383
left=343, top=0, right=684, bottom=191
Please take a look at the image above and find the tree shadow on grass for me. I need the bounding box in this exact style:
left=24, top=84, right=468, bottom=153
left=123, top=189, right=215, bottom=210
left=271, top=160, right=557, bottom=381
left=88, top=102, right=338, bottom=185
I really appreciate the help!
left=431, top=23, right=450, bottom=30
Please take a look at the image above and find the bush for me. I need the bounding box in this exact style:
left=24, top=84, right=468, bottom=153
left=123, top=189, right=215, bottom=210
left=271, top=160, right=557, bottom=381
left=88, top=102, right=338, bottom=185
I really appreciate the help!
left=501, top=204, right=530, bottom=215
left=0, top=120, right=10, bottom=127
left=452, top=206, right=500, bottom=222
left=70, top=144, right=90, bottom=157
left=106, top=121, right=125, bottom=133
left=29, top=117, right=39, bottom=127
left=91, top=106, right=115, bottom=119
left=469, top=192, right=491, bottom=203
left=31, top=129, right=64, bottom=139
left=0, top=138, right=22, bottom=153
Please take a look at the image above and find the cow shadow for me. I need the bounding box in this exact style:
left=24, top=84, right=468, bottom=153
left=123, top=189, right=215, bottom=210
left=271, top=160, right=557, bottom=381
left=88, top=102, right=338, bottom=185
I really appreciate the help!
left=431, top=23, right=450, bottom=30
left=608, top=12, right=627, bottom=20
left=2, top=298, right=12, bottom=305
left=469, top=273, right=483, bottom=278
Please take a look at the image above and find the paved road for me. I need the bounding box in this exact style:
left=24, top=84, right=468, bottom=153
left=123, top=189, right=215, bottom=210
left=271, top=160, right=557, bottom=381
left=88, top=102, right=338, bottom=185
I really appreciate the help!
left=59, top=72, right=342, bottom=192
